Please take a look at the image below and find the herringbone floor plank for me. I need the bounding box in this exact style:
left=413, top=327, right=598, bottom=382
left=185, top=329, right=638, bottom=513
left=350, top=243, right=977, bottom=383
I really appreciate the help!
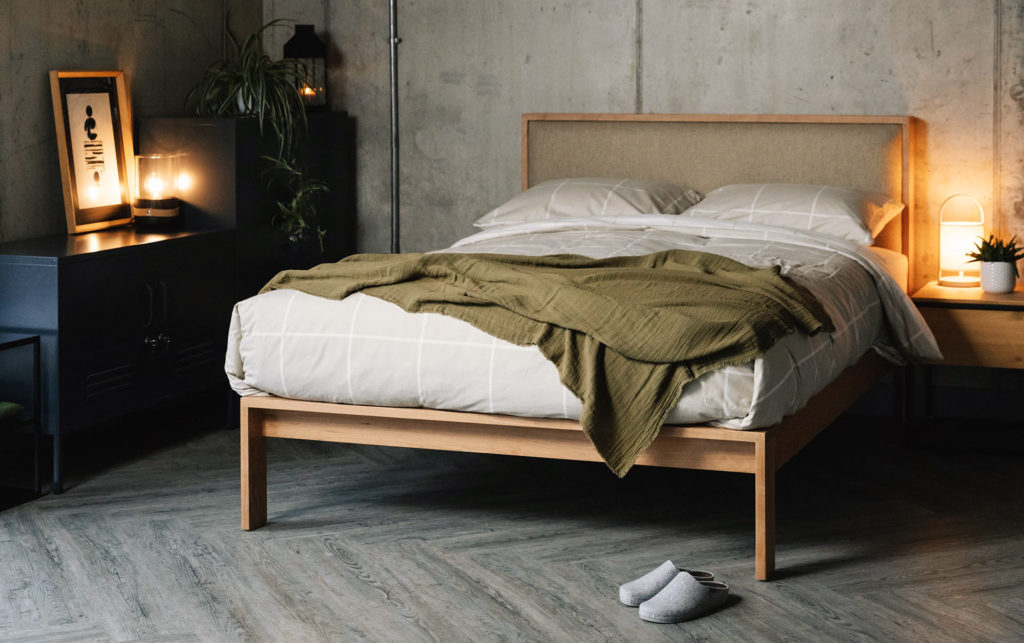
left=0, top=417, right=1021, bottom=641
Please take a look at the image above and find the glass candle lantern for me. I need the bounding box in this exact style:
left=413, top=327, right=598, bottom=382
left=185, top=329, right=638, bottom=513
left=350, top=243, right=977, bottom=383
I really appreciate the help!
left=283, top=24, right=328, bottom=110
left=133, top=154, right=180, bottom=225
left=938, top=194, right=985, bottom=287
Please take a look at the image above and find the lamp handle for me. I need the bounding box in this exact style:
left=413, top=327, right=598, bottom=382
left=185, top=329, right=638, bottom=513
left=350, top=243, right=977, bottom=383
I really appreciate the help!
left=938, top=194, right=985, bottom=225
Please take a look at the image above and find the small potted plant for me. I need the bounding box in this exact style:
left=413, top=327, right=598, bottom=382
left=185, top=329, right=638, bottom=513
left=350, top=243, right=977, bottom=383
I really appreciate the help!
left=966, top=234, right=1024, bottom=293
left=188, top=19, right=307, bottom=152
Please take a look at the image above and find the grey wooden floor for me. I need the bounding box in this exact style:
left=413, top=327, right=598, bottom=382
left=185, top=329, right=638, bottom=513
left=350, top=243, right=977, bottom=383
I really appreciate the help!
left=0, top=416, right=1021, bottom=642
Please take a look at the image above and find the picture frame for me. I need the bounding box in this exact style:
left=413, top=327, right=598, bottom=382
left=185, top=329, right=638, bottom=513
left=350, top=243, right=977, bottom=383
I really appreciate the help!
left=49, top=71, right=135, bottom=234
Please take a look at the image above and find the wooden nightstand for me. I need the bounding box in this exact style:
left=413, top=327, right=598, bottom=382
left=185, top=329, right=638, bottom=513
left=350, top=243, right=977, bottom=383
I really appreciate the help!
left=912, top=281, right=1024, bottom=369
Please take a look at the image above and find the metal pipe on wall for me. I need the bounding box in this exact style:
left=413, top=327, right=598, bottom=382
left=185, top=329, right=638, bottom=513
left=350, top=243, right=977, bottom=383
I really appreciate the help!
left=389, top=0, right=401, bottom=253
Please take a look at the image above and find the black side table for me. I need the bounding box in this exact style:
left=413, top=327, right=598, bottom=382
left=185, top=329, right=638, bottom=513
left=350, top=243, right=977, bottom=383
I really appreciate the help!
left=0, top=333, right=42, bottom=495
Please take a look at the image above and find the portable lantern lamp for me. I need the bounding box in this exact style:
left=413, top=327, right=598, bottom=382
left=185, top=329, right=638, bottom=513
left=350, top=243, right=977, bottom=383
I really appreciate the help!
left=283, top=24, right=327, bottom=111
left=938, top=194, right=985, bottom=287
left=133, top=154, right=181, bottom=226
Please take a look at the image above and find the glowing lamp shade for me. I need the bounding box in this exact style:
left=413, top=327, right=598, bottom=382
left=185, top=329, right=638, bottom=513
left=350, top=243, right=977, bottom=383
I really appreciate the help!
left=133, top=154, right=181, bottom=226
left=938, top=194, right=985, bottom=287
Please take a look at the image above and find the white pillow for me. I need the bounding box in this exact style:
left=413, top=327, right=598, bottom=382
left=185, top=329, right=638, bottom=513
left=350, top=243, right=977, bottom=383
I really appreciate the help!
left=680, top=183, right=904, bottom=246
left=474, top=178, right=703, bottom=229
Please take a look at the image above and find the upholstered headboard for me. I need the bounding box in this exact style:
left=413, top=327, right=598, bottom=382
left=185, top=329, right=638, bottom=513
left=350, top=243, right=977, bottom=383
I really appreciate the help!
left=522, top=114, right=915, bottom=281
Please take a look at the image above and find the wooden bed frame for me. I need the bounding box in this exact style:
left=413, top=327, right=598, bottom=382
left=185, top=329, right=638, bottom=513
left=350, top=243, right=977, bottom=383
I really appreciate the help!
left=241, top=113, right=916, bottom=581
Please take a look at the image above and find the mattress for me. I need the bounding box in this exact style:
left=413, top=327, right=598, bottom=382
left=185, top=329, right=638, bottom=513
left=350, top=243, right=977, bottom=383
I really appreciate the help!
left=226, top=215, right=939, bottom=430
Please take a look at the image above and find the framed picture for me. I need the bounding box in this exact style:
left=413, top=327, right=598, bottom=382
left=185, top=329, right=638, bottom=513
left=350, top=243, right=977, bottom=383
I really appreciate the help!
left=49, top=71, right=135, bottom=234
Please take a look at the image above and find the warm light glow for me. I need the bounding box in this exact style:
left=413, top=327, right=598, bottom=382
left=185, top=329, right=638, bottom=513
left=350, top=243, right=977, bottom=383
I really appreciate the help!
left=143, top=174, right=166, bottom=199
left=176, top=172, right=192, bottom=192
left=86, top=185, right=100, bottom=202
left=135, top=154, right=179, bottom=202
left=938, top=194, right=985, bottom=287
left=940, top=223, right=984, bottom=274
left=301, top=85, right=317, bottom=96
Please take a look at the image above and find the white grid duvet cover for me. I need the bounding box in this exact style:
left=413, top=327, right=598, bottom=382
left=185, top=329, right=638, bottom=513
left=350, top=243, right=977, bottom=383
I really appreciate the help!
left=226, top=215, right=939, bottom=430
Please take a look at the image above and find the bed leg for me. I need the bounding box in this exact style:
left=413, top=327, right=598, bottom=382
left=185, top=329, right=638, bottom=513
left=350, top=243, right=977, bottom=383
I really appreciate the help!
left=241, top=404, right=267, bottom=530
left=754, top=434, right=776, bottom=581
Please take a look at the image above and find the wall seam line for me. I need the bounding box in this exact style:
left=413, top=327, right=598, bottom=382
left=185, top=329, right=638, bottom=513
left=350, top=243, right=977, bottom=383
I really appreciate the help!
left=635, top=0, right=643, bottom=114
left=221, top=0, right=227, bottom=60
left=994, top=0, right=1003, bottom=234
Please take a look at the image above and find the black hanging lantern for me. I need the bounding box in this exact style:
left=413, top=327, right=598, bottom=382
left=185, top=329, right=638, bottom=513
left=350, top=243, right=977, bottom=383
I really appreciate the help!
left=283, top=24, right=327, bottom=111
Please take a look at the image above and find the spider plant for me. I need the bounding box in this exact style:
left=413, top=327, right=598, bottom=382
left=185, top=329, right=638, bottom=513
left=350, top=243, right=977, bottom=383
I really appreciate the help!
left=262, top=154, right=329, bottom=251
left=188, top=18, right=328, bottom=246
left=188, top=19, right=307, bottom=154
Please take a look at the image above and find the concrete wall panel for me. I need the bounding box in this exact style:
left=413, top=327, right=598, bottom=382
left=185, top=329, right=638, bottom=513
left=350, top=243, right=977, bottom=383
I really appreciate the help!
left=642, top=0, right=906, bottom=115
left=395, top=0, right=637, bottom=252
left=320, top=0, right=637, bottom=253
left=1000, top=1, right=1024, bottom=241
left=322, top=0, right=394, bottom=254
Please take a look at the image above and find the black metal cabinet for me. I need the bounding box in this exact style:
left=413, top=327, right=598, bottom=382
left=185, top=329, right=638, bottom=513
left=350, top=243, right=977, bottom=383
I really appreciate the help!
left=58, top=248, right=146, bottom=425
left=137, top=112, right=355, bottom=299
left=0, top=228, right=235, bottom=492
left=0, top=333, right=42, bottom=496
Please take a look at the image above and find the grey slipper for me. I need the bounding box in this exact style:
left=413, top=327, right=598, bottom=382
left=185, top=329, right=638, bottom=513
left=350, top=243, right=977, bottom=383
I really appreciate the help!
left=618, top=561, right=715, bottom=607
left=638, top=573, right=730, bottom=623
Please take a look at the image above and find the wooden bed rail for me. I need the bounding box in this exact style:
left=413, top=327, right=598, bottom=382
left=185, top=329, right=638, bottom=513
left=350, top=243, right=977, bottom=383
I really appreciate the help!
left=239, top=350, right=890, bottom=581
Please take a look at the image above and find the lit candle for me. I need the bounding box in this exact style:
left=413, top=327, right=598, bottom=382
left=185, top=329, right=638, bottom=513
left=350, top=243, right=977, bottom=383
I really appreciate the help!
left=133, top=154, right=180, bottom=225
left=143, top=173, right=166, bottom=199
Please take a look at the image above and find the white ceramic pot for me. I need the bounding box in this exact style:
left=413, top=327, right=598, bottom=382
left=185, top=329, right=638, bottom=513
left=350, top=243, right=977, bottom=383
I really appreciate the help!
left=236, top=90, right=253, bottom=114
left=980, top=261, right=1016, bottom=294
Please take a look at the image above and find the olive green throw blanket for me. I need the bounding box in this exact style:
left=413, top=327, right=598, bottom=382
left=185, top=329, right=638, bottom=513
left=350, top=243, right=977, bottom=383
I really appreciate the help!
left=262, top=250, right=833, bottom=476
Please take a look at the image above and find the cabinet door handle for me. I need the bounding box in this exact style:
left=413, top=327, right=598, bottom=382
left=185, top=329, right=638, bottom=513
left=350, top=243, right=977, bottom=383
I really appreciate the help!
left=158, top=280, right=169, bottom=324
left=143, top=284, right=154, bottom=328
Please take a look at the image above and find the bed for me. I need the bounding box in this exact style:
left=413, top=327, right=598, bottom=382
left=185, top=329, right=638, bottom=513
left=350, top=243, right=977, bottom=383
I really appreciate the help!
left=228, top=113, right=938, bottom=580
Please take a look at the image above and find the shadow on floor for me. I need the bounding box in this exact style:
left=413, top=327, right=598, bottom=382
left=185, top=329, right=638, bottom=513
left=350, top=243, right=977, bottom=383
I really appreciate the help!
left=261, top=413, right=1024, bottom=580
left=0, top=388, right=231, bottom=504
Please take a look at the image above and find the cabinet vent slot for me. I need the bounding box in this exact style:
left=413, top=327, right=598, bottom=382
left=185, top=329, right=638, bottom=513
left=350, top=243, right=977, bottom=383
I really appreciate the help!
left=175, top=341, right=217, bottom=373
left=85, top=364, right=133, bottom=399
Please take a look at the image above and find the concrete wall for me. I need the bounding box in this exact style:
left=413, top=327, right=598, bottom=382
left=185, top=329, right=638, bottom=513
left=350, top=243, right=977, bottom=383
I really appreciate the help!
left=4, top=1, right=1018, bottom=275
left=0, top=0, right=262, bottom=244
left=1001, top=3, right=1024, bottom=234
left=285, top=0, right=1024, bottom=289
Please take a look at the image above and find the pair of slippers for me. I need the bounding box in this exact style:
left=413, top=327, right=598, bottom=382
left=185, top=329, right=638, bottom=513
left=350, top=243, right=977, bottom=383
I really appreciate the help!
left=618, top=560, right=730, bottom=623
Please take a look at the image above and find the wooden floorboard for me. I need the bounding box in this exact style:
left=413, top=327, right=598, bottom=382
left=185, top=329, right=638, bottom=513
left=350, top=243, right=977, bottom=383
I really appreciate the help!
left=0, top=416, right=1022, bottom=641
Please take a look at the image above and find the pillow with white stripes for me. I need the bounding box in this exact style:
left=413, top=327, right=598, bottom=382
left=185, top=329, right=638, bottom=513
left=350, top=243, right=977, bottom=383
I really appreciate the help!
left=473, top=178, right=703, bottom=229
left=680, top=184, right=904, bottom=246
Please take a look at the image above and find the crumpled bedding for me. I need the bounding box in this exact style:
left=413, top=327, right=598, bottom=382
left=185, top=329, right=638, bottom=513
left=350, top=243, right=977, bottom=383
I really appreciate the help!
left=226, top=214, right=939, bottom=431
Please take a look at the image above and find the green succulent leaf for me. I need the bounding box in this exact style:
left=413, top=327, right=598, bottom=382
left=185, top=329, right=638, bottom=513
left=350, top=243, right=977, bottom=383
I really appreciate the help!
left=965, top=234, right=1024, bottom=277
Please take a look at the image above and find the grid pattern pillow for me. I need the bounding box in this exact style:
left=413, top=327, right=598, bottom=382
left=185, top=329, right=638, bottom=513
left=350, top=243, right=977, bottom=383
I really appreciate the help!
left=680, top=184, right=904, bottom=246
left=474, top=178, right=703, bottom=229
